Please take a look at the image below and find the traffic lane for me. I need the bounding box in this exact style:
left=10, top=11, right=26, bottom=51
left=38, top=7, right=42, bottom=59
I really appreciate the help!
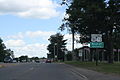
left=18, top=63, right=84, bottom=80
left=0, top=63, right=84, bottom=80
left=0, top=63, right=35, bottom=80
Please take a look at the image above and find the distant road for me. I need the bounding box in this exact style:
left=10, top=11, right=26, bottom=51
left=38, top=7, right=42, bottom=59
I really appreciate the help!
left=0, top=63, right=120, bottom=80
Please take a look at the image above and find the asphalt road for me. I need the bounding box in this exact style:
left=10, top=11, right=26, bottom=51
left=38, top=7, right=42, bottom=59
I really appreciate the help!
left=0, top=63, right=85, bottom=80
left=0, top=63, right=120, bottom=80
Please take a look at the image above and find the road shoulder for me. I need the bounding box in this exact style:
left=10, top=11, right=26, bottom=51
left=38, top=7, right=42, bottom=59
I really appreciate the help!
left=63, top=64, right=120, bottom=80
left=0, top=65, right=4, bottom=68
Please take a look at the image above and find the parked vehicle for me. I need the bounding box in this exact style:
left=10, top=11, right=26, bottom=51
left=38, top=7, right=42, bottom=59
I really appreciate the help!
left=4, top=56, right=13, bottom=63
left=12, top=59, right=17, bottom=63
left=46, top=59, right=51, bottom=63
left=35, top=60, right=40, bottom=63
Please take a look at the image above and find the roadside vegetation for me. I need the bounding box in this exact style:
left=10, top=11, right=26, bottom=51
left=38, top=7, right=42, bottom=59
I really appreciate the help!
left=65, top=61, right=120, bottom=75
left=0, top=38, right=14, bottom=62
left=47, top=33, right=67, bottom=62
left=59, top=0, right=120, bottom=64
left=0, top=65, right=3, bottom=68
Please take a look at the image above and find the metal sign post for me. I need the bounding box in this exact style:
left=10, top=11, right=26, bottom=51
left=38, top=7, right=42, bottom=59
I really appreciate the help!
left=95, top=48, right=99, bottom=66
left=79, top=50, right=83, bottom=61
left=117, top=49, right=120, bottom=62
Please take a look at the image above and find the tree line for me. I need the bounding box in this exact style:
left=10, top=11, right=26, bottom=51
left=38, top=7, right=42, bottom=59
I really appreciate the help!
left=0, top=38, right=14, bottom=62
left=15, top=56, right=46, bottom=62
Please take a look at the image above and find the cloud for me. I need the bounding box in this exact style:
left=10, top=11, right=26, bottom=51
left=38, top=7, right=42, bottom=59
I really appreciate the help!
left=4, top=30, right=55, bottom=57
left=4, top=39, right=48, bottom=57
left=5, top=39, right=25, bottom=47
left=7, top=30, right=56, bottom=40
left=26, top=31, right=55, bottom=38
left=14, top=43, right=48, bottom=57
left=64, top=34, right=82, bottom=50
left=5, top=42, right=48, bottom=58
left=0, top=0, right=60, bottom=19
left=7, top=32, right=24, bottom=39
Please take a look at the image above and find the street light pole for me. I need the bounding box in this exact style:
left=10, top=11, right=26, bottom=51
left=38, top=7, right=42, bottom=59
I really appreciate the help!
left=54, top=45, right=55, bottom=61
left=54, top=43, right=57, bottom=62
left=56, top=44, right=58, bottom=61
left=61, top=47, right=65, bottom=62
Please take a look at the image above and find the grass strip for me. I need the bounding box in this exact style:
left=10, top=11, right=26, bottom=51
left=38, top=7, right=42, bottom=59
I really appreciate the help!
left=65, top=61, right=120, bottom=75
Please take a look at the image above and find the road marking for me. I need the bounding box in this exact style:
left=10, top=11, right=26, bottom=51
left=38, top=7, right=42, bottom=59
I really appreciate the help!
left=30, top=67, right=34, bottom=70
left=64, top=64, right=88, bottom=80
left=69, top=69, right=88, bottom=80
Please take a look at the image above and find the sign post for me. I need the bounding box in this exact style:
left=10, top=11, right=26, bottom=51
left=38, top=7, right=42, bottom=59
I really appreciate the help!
left=79, top=50, right=83, bottom=57
left=79, top=50, right=83, bottom=61
left=90, top=34, right=104, bottom=66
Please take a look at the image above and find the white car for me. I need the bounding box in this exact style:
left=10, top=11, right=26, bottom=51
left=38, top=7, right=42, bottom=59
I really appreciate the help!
left=12, top=60, right=17, bottom=63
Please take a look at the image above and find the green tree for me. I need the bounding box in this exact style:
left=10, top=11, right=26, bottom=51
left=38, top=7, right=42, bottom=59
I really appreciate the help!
left=61, top=0, right=120, bottom=63
left=66, top=51, right=72, bottom=61
left=5, top=49, right=14, bottom=58
left=60, top=0, right=80, bottom=60
left=0, top=38, right=6, bottom=62
left=31, top=57, right=39, bottom=61
left=19, top=56, right=28, bottom=62
left=0, top=38, right=14, bottom=62
left=47, top=33, right=67, bottom=61
left=105, top=0, right=120, bottom=63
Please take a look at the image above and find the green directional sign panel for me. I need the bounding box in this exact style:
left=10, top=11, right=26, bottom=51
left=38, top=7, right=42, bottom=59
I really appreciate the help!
left=90, top=42, right=104, bottom=48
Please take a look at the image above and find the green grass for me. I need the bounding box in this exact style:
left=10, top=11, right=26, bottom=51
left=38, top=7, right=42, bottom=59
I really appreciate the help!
left=0, top=65, right=4, bottom=68
left=65, top=61, right=120, bottom=75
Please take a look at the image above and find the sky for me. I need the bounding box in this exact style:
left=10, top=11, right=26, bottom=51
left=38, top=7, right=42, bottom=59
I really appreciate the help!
left=0, top=0, right=82, bottom=58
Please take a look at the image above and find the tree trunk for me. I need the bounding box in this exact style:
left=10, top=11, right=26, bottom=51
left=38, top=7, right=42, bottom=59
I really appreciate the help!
left=72, top=29, right=74, bottom=51
left=107, top=34, right=114, bottom=63
left=72, top=29, right=76, bottom=60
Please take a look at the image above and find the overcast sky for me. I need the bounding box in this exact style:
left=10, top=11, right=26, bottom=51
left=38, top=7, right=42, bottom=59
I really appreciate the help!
left=0, top=0, right=82, bottom=58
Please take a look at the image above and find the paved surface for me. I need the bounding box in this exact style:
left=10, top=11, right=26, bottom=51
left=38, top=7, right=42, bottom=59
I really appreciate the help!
left=64, top=64, right=120, bottom=80
left=0, top=63, right=85, bottom=80
left=0, top=63, right=120, bottom=80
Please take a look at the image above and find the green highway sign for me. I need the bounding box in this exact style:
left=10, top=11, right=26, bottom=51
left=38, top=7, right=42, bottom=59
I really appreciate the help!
left=90, top=42, right=104, bottom=48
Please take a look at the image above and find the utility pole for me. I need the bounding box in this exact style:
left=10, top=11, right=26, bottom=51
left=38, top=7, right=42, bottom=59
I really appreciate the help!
left=54, top=44, right=56, bottom=61
left=54, top=43, right=57, bottom=62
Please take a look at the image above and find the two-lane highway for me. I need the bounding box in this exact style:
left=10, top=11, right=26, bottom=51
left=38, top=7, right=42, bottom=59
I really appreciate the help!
left=1, top=63, right=120, bottom=80
left=0, top=63, right=85, bottom=80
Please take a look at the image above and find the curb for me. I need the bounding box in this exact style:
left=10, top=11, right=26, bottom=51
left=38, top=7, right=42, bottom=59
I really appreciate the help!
left=63, top=64, right=88, bottom=80
left=69, top=68, right=88, bottom=80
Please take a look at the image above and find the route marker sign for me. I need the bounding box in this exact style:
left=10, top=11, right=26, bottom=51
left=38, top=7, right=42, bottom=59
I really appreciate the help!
left=91, top=34, right=102, bottom=42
